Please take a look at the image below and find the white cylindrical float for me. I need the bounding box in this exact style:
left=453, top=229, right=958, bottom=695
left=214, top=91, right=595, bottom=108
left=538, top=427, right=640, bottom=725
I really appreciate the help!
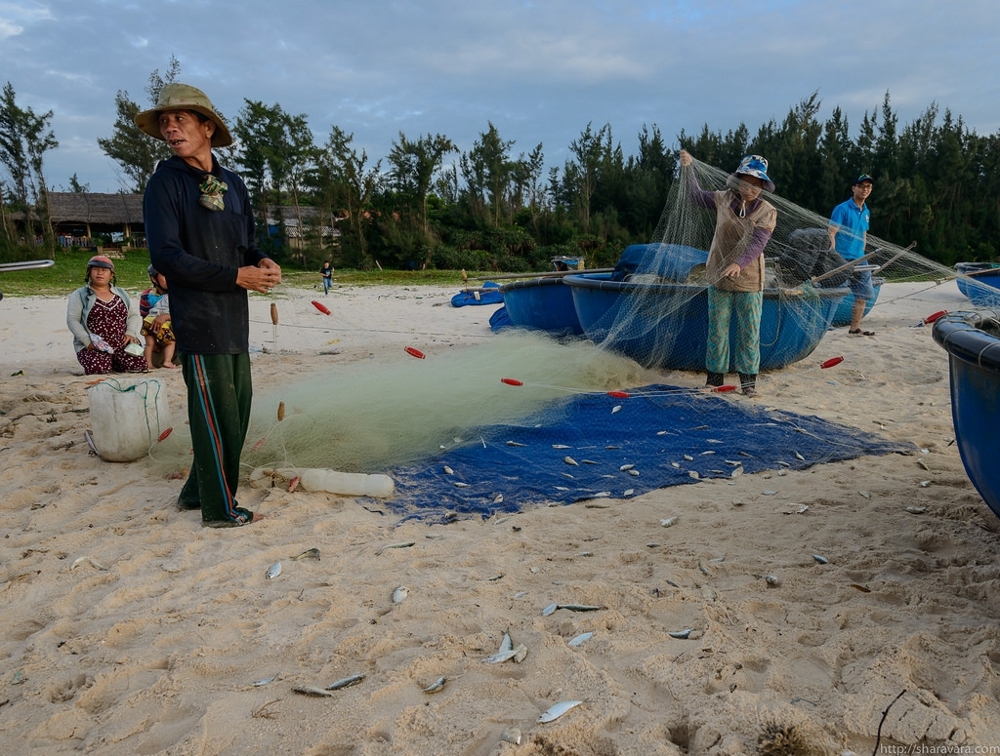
left=87, top=377, right=170, bottom=462
left=250, top=466, right=395, bottom=497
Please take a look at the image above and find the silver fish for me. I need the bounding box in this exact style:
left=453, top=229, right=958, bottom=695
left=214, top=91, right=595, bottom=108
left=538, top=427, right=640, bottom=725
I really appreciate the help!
left=668, top=629, right=693, bottom=639
left=71, top=555, right=108, bottom=571
left=552, top=444, right=571, bottom=449
left=493, top=493, right=503, bottom=504
left=700, top=450, right=716, bottom=456
left=567, top=632, right=593, bottom=647
left=683, top=454, right=694, bottom=461
left=325, top=673, right=365, bottom=691
left=542, top=602, right=558, bottom=616
left=611, top=405, right=622, bottom=414
left=392, top=586, right=409, bottom=603
left=564, top=456, right=579, bottom=466
left=731, top=467, right=743, bottom=478
left=688, top=471, right=700, bottom=480
left=538, top=700, right=584, bottom=723
left=660, top=516, right=679, bottom=528
left=764, top=574, right=780, bottom=586
left=443, top=465, right=454, bottom=475
left=558, top=604, right=606, bottom=612
left=795, top=451, right=805, bottom=461
left=291, top=548, right=320, bottom=561
left=252, top=674, right=279, bottom=687
left=293, top=685, right=335, bottom=697
left=628, top=469, right=640, bottom=477
left=375, top=541, right=415, bottom=556
left=452, top=481, right=471, bottom=488
left=671, top=462, right=681, bottom=468
left=812, top=554, right=829, bottom=564
left=623, top=489, right=634, bottom=496
left=506, top=440, right=526, bottom=447
left=266, top=561, right=282, bottom=579
left=619, top=464, right=635, bottom=471
left=423, top=676, right=446, bottom=694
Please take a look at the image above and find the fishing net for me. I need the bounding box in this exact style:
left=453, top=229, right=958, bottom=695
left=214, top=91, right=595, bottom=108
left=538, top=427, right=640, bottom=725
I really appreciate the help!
left=145, top=153, right=991, bottom=519
left=579, top=156, right=952, bottom=380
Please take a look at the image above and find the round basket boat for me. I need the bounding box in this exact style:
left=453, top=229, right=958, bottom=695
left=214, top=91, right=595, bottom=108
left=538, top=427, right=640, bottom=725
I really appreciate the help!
left=954, top=262, right=1000, bottom=307
left=564, top=273, right=847, bottom=372
left=932, top=310, right=1000, bottom=520
left=498, top=277, right=583, bottom=335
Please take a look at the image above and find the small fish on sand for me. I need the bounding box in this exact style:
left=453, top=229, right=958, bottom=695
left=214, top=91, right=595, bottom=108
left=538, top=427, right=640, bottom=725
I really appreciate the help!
left=567, top=632, right=594, bottom=647
left=668, top=629, right=693, bottom=639
left=291, top=548, right=320, bottom=561
left=375, top=541, right=415, bottom=556
left=392, top=586, right=409, bottom=603
left=538, top=700, right=584, bottom=723
left=293, top=685, right=336, bottom=697
left=423, top=676, right=447, bottom=694
left=812, top=554, right=829, bottom=564
left=660, top=516, right=679, bottom=528
left=252, top=674, right=279, bottom=687
left=70, top=556, right=107, bottom=571
left=325, top=674, right=365, bottom=691
left=266, top=561, right=282, bottom=579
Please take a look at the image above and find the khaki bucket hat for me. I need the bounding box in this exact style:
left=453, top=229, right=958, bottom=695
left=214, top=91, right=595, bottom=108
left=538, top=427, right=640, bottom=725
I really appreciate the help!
left=134, top=83, right=233, bottom=148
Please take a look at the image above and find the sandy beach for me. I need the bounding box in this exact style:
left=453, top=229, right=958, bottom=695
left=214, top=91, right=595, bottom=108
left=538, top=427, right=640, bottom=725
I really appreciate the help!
left=1, top=279, right=998, bottom=755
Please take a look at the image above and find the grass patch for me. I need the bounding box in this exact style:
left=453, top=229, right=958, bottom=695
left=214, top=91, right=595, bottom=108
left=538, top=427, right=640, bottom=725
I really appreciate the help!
left=0, top=248, right=478, bottom=298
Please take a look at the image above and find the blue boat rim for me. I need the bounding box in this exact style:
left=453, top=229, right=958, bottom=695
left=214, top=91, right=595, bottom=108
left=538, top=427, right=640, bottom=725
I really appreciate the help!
left=931, top=310, right=1000, bottom=375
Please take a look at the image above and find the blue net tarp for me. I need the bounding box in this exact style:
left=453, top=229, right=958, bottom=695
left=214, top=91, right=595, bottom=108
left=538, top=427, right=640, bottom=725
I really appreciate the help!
left=386, top=384, right=914, bottom=522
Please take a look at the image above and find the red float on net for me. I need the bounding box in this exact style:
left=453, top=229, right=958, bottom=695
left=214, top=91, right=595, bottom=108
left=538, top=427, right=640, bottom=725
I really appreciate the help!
left=157, top=427, right=173, bottom=442
left=923, top=310, right=947, bottom=325
left=404, top=346, right=426, bottom=359
left=714, top=385, right=738, bottom=393
left=501, top=377, right=524, bottom=386
left=311, top=300, right=332, bottom=315
left=607, top=390, right=631, bottom=399
left=820, top=356, right=844, bottom=369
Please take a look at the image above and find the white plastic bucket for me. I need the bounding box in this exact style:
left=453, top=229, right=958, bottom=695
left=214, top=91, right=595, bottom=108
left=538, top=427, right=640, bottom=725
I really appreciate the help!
left=87, top=377, right=170, bottom=462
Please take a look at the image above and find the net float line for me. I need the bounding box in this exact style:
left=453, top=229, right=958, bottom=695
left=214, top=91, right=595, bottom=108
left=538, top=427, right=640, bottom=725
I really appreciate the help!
left=312, top=300, right=332, bottom=315
left=405, top=346, right=426, bottom=359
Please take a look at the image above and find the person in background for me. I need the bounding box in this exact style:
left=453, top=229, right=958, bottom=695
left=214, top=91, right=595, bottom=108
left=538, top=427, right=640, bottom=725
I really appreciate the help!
left=320, top=260, right=334, bottom=295
left=678, top=150, right=778, bottom=397
left=140, top=265, right=177, bottom=370
left=828, top=174, right=875, bottom=336
left=66, top=255, right=147, bottom=375
left=136, top=82, right=281, bottom=528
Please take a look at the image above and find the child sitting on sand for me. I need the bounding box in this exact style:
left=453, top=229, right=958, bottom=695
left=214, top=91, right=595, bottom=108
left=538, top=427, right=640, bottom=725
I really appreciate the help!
left=140, top=265, right=177, bottom=369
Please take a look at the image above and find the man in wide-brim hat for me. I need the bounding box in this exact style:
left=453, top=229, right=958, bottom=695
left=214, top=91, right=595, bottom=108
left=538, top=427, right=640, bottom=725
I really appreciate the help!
left=137, top=82, right=281, bottom=528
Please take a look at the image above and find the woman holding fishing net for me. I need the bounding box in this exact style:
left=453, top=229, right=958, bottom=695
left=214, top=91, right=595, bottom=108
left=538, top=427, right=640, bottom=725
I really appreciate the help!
left=678, top=150, right=777, bottom=397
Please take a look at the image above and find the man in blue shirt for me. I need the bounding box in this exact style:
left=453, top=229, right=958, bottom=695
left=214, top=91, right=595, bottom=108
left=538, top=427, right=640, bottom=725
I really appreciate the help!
left=828, top=174, right=875, bottom=335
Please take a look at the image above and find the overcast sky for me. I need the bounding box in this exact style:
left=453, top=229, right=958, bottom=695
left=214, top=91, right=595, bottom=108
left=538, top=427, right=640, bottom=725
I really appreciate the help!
left=2, top=0, right=998, bottom=193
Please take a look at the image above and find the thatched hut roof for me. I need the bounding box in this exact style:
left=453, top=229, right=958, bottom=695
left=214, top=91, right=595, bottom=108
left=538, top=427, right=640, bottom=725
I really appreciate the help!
left=46, top=193, right=144, bottom=225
